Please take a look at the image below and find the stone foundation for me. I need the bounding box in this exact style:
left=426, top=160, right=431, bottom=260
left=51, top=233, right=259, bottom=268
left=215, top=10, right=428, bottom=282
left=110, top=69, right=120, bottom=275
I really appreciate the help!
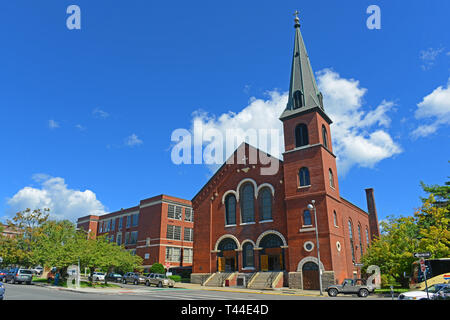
left=190, top=273, right=212, bottom=285
left=288, top=271, right=335, bottom=289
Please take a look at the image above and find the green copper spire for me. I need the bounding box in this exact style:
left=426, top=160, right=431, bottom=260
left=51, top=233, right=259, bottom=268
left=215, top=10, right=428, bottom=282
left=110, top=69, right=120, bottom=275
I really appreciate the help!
left=280, top=12, right=330, bottom=122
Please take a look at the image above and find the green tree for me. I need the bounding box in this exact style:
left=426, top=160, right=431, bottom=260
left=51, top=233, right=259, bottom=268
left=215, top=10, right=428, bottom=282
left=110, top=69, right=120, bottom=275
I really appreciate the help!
left=150, top=263, right=165, bottom=274
left=0, top=208, right=49, bottom=267
left=33, top=219, right=82, bottom=279
left=361, top=215, right=419, bottom=287
left=362, top=194, right=450, bottom=288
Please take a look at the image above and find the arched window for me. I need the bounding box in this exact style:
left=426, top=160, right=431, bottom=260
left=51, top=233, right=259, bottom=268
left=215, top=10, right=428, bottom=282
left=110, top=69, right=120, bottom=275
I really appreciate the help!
left=333, top=211, right=338, bottom=227
left=329, top=169, right=335, bottom=188
left=365, top=228, right=370, bottom=247
left=259, top=188, right=272, bottom=221
left=322, top=125, right=329, bottom=149
left=240, top=184, right=255, bottom=223
left=348, top=220, right=355, bottom=262
left=295, top=124, right=309, bottom=148
left=358, top=224, right=363, bottom=256
left=298, top=167, right=310, bottom=187
left=303, top=210, right=312, bottom=226
left=293, top=90, right=304, bottom=109
left=242, top=242, right=254, bottom=268
left=225, top=194, right=236, bottom=225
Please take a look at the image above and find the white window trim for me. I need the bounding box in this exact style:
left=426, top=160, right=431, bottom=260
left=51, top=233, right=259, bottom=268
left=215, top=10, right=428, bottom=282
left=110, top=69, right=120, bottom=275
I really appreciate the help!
left=297, top=185, right=311, bottom=189
left=259, top=219, right=273, bottom=224
left=240, top=222, right=256, bottom=226
left=225, top=224, right=237, bottom=228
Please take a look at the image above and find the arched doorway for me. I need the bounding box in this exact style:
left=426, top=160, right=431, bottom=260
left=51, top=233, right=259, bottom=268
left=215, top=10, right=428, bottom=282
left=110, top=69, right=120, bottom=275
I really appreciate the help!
left=217, top=238, right=238, bottom=272
left=302, top=262, right=319, bottom=290
left=259, top=234, right=285, bottom=272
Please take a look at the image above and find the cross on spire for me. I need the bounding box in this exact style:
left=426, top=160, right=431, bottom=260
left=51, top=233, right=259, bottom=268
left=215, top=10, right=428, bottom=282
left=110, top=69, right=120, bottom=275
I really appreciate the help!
left=293, top=10, right=300, bottom=27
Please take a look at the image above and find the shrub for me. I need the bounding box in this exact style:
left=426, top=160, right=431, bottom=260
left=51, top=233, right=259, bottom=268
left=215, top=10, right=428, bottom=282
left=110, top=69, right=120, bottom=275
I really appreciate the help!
left=169, top=275, right=181, bottom=282
left=150, top=263, right=165, bottom=274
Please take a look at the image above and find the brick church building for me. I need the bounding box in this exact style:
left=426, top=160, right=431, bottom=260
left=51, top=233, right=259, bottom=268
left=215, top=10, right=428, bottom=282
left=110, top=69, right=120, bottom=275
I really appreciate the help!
left=190, top=16, right=380, bottom=289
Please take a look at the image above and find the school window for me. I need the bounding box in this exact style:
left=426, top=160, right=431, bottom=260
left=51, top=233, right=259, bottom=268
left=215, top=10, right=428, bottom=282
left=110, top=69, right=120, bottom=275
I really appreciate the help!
left=185, top=208, right=194, bottom=222
left=175, top=206, right=182, bottom=220
left=125, top=232, right=130, bottom=245
left=132, top=213, right=139, bottom=227
left=166, top=247, right=181, bottom=262
left=117, top=233, right=122, bottom=246
left=126, top=215, right=131, bottom=228
left=118, top=217, right=123, bottom=230
left=167, top=225, right=181, bottom=240
left=184, top=227, right=193, bottom=242
left=168, top=205, right=175, bottom=219
left=111, top=218, right=116, bottom=231
left=130, top=231, right=138, bottom=245
left=183, top=248, right=193, bottom=263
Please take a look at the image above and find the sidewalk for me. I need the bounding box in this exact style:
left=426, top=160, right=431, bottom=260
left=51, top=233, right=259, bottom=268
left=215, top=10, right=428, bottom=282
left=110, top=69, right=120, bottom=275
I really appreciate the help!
left=32, top=280, right=325, bottom=297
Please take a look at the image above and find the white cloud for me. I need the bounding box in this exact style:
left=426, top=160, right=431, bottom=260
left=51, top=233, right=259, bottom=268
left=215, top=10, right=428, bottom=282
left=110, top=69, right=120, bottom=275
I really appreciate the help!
left=125, top=134, right=143, bottom=147
left=75, top=124, right=86, bottom=131
left=48, top=119, right=60, bottom=129
left=420, top=47, right=445, bottom=70
left=6, top=175, right=106, bottom=222
left=412, top=78, right=450, bottom=138
left=317, top=69, right=402, bottom=174
left=92, top=108, right=109, bottom=119
left=189, top=68, right=401, bottom=175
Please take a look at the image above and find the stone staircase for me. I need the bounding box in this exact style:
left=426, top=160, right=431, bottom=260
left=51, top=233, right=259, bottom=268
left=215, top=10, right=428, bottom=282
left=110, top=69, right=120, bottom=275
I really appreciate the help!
left=247, top=272, right=283, bottom=289
left=203, top=272, right=233, bottom=287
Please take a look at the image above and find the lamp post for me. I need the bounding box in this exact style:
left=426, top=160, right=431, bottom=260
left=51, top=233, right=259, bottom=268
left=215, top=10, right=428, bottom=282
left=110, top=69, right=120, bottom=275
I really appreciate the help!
left=307, top=200, right=323, bottom=295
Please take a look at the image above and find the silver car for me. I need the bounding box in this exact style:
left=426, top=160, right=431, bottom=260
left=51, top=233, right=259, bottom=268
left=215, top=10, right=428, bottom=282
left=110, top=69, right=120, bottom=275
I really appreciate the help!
left=145, top=273, right=175, bottom=288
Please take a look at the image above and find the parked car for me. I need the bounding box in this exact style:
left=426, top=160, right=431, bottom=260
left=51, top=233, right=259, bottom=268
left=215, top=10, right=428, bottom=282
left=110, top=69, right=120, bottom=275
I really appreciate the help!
left=0, top=270, right=8, bottom=282
left=88, top=272, right=106, bottom=282
left=326, top=278, right=375, bottom=298
left=0, top=282, right=5, bottom=300
left=398, top=284, right=450, bottom=300
left=105, top=273, right=123, bottom=283
left=32, top=266, right=43, bottom=276
left=122, top=272, right=146, bottom=285
left=4, top=268, right=34, bottom=285
left=145, top=273, right=175, bottom=288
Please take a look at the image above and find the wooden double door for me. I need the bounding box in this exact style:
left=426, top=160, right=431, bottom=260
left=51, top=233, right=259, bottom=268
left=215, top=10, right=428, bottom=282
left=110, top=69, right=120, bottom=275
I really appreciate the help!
left=260, top=248, right=283, bottom=271
left=218, top=250, right=237, bottom=272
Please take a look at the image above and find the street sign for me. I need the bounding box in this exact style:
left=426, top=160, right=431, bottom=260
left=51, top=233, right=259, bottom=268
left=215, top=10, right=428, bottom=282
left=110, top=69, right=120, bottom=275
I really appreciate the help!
left=414, top=252, right=431, bottom=258
left=354, top=263, right=364, bottom=267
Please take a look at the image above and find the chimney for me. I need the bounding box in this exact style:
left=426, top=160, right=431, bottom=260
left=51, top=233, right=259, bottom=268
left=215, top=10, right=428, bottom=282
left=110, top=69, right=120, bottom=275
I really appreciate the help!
left=365, top=188, right=380, bottom=240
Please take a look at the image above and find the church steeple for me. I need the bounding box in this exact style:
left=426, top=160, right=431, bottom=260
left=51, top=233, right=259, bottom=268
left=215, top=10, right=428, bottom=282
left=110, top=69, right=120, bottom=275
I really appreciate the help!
left=280, top=12, right=330, bottom=123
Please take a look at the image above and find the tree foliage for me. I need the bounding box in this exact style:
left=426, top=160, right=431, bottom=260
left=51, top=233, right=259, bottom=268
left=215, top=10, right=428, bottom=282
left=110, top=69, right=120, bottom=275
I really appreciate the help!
left=0, top=208, right=142, bottom=281
left=362, top=193, right=450, bottom=287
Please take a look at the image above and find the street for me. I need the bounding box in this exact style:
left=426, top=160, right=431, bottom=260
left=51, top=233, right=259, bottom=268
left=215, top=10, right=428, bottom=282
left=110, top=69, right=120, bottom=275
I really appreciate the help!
left=1, top=282, right=391, bottom=300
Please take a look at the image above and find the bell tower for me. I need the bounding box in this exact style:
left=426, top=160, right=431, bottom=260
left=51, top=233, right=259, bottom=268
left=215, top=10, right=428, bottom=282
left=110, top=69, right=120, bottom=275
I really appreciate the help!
left=280, top=12, right=339, bottom=201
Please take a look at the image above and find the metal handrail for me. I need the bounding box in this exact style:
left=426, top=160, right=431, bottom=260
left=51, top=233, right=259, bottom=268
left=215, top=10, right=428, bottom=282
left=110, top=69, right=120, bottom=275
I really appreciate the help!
left=246, top=272, right=257, bottom=288
left=265, top=272, right=278, bottom=288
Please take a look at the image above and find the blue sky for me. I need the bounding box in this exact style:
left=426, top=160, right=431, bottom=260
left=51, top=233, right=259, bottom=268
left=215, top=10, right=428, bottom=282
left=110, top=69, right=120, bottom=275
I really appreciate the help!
left=1, top=0, right=449, bottom=223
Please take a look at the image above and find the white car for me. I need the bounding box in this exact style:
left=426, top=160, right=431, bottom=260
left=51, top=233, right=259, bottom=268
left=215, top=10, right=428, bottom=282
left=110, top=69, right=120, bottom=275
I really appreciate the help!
left=398, top=284, right=450, bottom=300
left=89, top=272, right=106, bottom=282
left=33, top=266, right=43, bottom=275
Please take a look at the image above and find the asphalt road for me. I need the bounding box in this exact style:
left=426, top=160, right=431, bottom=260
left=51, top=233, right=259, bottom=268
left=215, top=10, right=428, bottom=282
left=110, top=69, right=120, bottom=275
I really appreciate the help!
left=1, top=282, right=391, bottom=300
